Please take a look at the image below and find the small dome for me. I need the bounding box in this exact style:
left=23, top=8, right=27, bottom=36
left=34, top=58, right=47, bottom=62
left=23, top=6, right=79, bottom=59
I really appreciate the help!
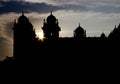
left=47, top=11, right=56, bottom=23
left=18, top=13, right=28, bottom=23
left=75, top=25, right=84, bottom=33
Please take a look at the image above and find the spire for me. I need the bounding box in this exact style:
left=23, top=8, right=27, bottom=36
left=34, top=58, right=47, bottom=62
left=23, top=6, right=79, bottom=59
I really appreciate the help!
left=79, top=23, right=80, bottom=27
left=14, top=19, right=16, bottom=23
left=44, top=19, right=45, bottom=23
left=22, top=11, right=24, bottom=16
left=51, top=10, right=53, bottom=15
left=43, top=19, right=46, bottom=25
left=84, top=30, right=86, bottom=37
left=118, top=23, right=120, bottom=28
left=14, top=19, right=16, bottom=26
left=115, top=25, right=117, bottom=29
left=56, top=19, right=58, bottom=24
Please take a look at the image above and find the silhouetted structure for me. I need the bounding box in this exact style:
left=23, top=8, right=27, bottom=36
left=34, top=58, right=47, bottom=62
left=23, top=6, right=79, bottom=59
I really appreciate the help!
left=74, top=23, right=86, bottom=39
left=100, top=32, right=106, bottom=38
left=42, top=11, right=61, bottom=39
left=109, top=24, right=120, bottom=40
left=13, top=12, right=37, bottom=60
left=1, top=11, right=120, bottom=66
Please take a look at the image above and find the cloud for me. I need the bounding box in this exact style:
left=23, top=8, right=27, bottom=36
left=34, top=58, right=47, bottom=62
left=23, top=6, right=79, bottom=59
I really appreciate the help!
left=0, top=13, right=16, bottom=60
left=53, top=10, right=120, bottom=37
left=60, top=0, right=120, bottom=13
left=0, top=0, right=62, bottom=14
left=0, top=0, right=120, bottom=15
left=0, top=36, right=12, bottom=61
left=25, top=0, right=120, bottom=7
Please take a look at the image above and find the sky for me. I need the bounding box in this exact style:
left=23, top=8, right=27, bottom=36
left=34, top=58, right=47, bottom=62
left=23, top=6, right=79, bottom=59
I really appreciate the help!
left=0, top=0, right=120, bottom=60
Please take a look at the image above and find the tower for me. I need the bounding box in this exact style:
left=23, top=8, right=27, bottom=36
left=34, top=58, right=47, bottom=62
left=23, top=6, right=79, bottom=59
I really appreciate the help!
left=74, top=23, right=86, bottom=39
left=13, top=13, right=36, bottom=60
left=42, top=11, right=61, bottom=39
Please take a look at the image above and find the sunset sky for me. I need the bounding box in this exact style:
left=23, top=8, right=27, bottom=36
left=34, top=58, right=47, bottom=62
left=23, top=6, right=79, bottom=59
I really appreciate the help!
left=0, top=0, right=120, bottom=60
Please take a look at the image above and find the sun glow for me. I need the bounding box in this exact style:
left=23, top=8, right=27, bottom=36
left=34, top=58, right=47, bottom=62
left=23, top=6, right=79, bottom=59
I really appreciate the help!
left=37, top=32, right=44, bottom=40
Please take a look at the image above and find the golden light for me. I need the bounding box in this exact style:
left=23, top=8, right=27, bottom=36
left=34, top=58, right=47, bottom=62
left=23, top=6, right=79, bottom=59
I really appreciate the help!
left=37, top=32, right=44, bottom=40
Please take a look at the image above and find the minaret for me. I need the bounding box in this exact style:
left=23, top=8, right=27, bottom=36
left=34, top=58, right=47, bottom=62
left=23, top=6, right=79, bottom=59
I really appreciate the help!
left=13, top=13, right=36, bottom=59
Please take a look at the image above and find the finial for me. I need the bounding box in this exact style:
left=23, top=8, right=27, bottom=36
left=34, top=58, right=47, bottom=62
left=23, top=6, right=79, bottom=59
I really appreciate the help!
left=51, top=10, right=52, bottom=15
left=118, top=23, right=120, bottom=27
left=22, top=11, right=24, bottom=16
left=56, top=19, right=59, bottom=24
left=14, top=19, right=16, bottom=26
left=56, top=19, right=58, bottom=22
left=44, top=19, right=45, bottom=23
left=79, top=22, right=80, bottom=27
left=14, top=19, right=16, bottom=22
left=115, top=25, right=117, bottom=29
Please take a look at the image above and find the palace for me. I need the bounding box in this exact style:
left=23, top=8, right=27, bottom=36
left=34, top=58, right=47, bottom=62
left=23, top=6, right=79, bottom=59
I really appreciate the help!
left=2, top=11, right=120, bottom=63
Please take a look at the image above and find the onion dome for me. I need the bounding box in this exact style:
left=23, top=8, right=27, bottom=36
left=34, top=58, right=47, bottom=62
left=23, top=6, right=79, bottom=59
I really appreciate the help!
left=75, top=23, right=84, bottom=34
left=18, top=12, right=29, bottom=23
left=47, top=11, right=56, bottom=24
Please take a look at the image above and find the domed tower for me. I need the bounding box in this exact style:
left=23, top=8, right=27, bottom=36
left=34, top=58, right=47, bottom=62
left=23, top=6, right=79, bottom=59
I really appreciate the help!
left=42, top=11, right=61, bottom=39
left=74, top=23, right=86, bottom=39
left=13, top=12, right=36, bottom=59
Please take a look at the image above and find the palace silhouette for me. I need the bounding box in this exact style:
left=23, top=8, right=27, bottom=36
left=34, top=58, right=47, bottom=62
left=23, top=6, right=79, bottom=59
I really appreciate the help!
left=0, top=6, right=118, bottom=82
left=1, top=11, right=120, bottom=64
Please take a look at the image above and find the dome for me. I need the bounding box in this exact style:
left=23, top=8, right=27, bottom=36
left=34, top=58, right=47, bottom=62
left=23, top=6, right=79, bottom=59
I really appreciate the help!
left=74, top=23, right=86, bottom=38
left=75, top=25, right=84, bottom=33
left=18, top=13, right=29, bottom=23
left=47, top=11, right=56, bottom=23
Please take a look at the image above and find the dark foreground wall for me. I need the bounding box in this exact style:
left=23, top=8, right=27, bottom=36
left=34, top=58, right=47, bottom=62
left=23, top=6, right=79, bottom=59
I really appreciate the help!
left=0, top=38, right=119, bottom=83
left=1, top=37, right=119, bottom=65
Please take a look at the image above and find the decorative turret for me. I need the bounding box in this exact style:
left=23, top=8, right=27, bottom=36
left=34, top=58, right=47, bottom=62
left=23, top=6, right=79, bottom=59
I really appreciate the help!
left=18, top=12, right=29, bottom=23
left=13, top=13, right=36, bottom=59
left=42, top=11, right=61, bottom=39
left=74, top=23, right=86, bottom=39
left=47, top=11, right=56, bottom=24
